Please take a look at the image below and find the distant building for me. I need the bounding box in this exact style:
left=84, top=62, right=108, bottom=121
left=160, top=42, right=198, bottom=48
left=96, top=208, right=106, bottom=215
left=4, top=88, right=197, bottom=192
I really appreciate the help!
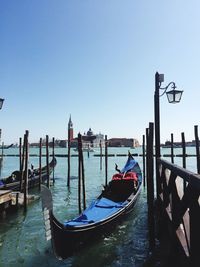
left=108, top=138, right=139, bottom=148
left=66, top=116, right=139, bottom=148
left=81, top=128, right=105, bottom=148
left=67, top=116, right=105, bottom=148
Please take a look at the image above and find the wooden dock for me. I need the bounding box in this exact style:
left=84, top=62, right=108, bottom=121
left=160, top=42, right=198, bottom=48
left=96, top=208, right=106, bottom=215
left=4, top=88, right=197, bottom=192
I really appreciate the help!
left=0, top=190, right=12, bottom=211
left=0, top=190, right=39, bottom=214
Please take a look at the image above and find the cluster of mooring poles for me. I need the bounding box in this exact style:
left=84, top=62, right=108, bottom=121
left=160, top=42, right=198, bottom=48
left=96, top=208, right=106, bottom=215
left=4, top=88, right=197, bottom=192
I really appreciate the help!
left=67, top=132, right=109, bottom=212
left=18, top=132, right=55, bottom=212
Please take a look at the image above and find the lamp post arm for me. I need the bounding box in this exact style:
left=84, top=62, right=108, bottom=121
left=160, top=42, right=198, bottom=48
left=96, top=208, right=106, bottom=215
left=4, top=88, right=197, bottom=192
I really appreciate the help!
left=159, top=82, right=176, bottom=97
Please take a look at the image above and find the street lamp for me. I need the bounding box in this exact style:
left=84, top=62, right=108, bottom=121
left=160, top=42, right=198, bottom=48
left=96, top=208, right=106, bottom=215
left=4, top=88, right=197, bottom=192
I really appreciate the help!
left=166, top=86, right=183, bottom=103
left=0, top=99, right=4, bottom=110
left=154, top=72, right=183, bottom=198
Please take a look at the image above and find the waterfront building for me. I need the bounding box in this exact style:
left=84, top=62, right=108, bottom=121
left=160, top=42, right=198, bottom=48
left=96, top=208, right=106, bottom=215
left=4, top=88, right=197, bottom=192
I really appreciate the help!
left=108, top=138, right=139, bottom=148
left=81, top=128, right=105, bottom=148
left=66, top=116, right=139, bottom=148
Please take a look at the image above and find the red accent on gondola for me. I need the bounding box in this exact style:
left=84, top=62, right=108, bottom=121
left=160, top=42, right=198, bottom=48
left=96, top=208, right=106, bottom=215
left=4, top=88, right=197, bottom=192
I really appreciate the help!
left=123, top=172, right=138, bottom=181
left=112, top=173, right=123, bottom=180
left=112, top=172, right=138, bottom=181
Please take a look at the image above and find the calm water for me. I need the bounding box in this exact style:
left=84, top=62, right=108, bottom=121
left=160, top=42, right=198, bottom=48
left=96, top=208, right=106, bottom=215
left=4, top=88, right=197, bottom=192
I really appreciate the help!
left=0, top=147, right=198, bottom=267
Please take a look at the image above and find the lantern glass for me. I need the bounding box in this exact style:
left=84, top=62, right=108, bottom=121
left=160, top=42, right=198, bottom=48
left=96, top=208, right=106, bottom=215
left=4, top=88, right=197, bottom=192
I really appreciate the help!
left=166, top=90, right=183, bottom=104
left=0, top=98, right=4, bottom=110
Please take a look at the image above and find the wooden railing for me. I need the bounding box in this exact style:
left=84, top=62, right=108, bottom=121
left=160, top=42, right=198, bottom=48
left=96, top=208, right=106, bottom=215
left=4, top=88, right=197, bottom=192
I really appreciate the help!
left=158, top=158, right=200, bottom=266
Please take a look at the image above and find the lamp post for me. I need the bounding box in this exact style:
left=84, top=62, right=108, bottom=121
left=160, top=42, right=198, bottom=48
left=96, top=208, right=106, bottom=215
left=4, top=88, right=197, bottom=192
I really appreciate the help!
left=154, top=72, right=183, bottom=198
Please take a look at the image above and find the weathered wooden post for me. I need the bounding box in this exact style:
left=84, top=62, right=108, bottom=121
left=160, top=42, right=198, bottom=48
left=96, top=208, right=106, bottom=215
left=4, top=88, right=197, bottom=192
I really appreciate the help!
left=181, top=132, right=186, bottom=168
left=77, top=133, right=86, bottom=212
left=194, top=125, right=200, bottom=174
left=19, top=137, right=23, bottom=192
left=100, top=140, right=102, bottom=170
left=146, top=123, right=155, bottom=250
left=20, top=135, right=26, bottom=192
left=145, top=128, right=149, bottom=189
left=181, top=132, right=187, bottom=192
left=19, top=137, right=22, bottom=170
left=46, top=135, right=50, bottom=188
left=142, top=134, right=146, bottom=187
left=105, top=135, right=108, bottom=186
left=78, top=133, right=82, bottom=214
left=81, top=143, right=86, bottom=210
left=67, top=127, right=71, bottom=187
left=24, top=130, right=29, bottom=212
left=52, top=137, right=55, bottom=184
left=170, top=133, right=174, bottom=163
left=39, top=138, right=42, bottom=190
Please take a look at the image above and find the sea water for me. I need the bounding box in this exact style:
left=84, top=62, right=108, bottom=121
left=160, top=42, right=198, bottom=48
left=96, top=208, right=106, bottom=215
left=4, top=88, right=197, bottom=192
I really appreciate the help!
left=0, top=147, right=198, bottom=267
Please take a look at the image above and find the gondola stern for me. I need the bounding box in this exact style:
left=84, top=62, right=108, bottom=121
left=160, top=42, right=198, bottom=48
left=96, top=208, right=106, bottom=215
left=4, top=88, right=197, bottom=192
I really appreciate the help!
left=41, top=185, right=66, bottom=259
left=41, top=185, right=54, bottom=242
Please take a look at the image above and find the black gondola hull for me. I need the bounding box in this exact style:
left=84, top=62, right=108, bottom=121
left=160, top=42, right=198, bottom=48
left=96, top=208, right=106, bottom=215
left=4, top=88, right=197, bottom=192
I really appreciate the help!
left=42, top=184, right=141, bottom=259
left=0, top=157, right=57, bottom=191
left=41, top=155, right=142, bottom=259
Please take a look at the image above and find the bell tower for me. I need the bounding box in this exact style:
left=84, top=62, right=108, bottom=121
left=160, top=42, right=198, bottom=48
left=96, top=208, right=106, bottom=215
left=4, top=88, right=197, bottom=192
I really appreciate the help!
left=68, top=115, right=73, bottom=141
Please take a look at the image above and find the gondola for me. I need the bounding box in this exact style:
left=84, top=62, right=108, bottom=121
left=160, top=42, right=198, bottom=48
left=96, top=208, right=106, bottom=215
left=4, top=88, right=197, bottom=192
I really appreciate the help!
left=0, top=143, right=14, bottom=149
left=0, top=157, right=57, bottom=191
left=41, top=154, right=142, bottom=259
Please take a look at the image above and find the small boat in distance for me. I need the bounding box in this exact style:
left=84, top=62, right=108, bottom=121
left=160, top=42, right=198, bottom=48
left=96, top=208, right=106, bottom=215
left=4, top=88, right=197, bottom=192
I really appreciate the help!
left=41, top=153, right=142, bottom=259
left=0, top=157, right=57, bottom=191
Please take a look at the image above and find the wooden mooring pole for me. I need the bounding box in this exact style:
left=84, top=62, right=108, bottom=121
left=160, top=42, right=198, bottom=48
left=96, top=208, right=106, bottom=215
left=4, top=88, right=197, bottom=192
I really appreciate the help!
left=78, top=133, right=86, bottom=213
left=78, top=134, right=82, bottom=214
left=105, top=135, right=108, bottom=186
left=142, top=134, right=146, bottom=187
left=181, top=132, right=187, bottom=194
left=46, top=135, right=50, bottom=188
left=20, top=135, right=26, bottom=192
left=24, top=130, right=29, bottom=212
left=52, top=137, right=55, bottom=184
left=146, top=123, right=155, bottom=250
left=19, top=137, right=23, bottom=192
left=19, top=137, right=22, bottom=171
left=67, top=127, right=71, bottom=187
left=39, top=138, right=42, bottom=191
left=81, top=144, right=86, bottom=210
left=170, top=133, right=174, bottom=163
left=100, top=140, right=102, bottom=170
left=194, top=125, right=200, bottom=174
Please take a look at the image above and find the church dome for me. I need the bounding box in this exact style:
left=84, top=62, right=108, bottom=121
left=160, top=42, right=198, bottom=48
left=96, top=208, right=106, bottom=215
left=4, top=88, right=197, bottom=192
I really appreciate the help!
left=87, top=128, right=94, bottom=136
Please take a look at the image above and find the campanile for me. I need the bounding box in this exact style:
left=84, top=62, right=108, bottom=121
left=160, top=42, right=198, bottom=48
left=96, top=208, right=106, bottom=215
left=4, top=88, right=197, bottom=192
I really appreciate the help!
left=68, top=115, right=73, bottom=141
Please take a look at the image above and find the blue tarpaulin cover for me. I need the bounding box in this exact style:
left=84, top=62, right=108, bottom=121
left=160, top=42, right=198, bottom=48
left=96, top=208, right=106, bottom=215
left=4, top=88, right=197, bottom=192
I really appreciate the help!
left=64, top=197, right=127, bottom=227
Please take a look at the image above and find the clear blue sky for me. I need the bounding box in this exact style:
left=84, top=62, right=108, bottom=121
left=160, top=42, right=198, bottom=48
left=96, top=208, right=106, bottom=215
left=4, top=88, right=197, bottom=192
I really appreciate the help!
left=0, top=0, right=200, bottom=144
